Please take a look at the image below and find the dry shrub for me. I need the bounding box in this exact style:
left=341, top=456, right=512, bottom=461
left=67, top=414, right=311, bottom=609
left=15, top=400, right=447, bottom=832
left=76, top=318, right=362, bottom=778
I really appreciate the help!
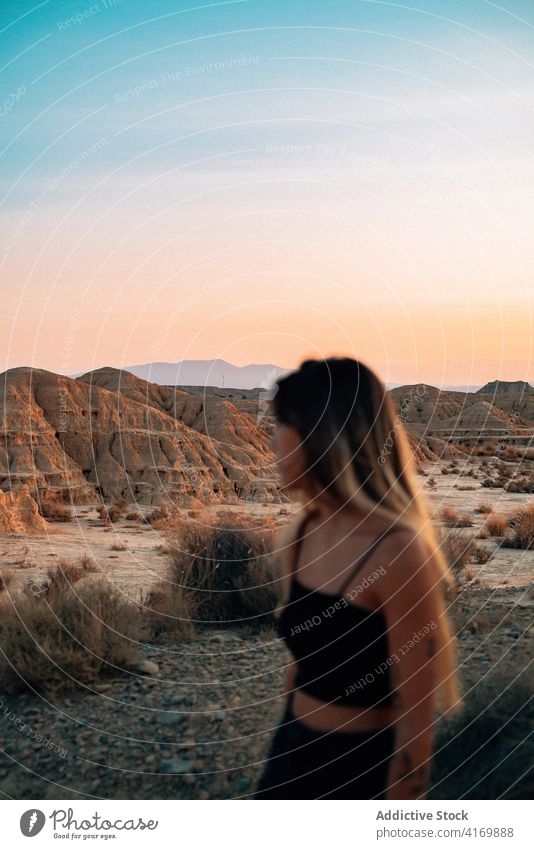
left=438, top=527, right=475, bottom=579
left=485, top=514, right=508, bottom=537
left=98, top=504, right=122, bottom=524
left=110, top=540, right=128, bottom=551
left=146, top=506, right=169, bottom=524
left=146, top=520, right=282, bottom=640
left=46, top=560, right=85, bottom=600
left=40, top=498, right=74, bottom=522
left=142, top=582, right=196, bottom=643
left=441, top=507, right=459, bottom=525
left=0, top=578, right=143, bottom=695
left=505, top=477, right=534, bottom=494
left=0, top=569, right=16, bottom=593
left=471, top=544, right=493, bottom=565
left=475, top=502, right=494, bottom=515
left=456, top=514, right=474, bottom=527
left=125, top=511, right=143, bottom=521
left=80, top=553, right=99, bottom=572
left=503, top=504, right=534, bottom=550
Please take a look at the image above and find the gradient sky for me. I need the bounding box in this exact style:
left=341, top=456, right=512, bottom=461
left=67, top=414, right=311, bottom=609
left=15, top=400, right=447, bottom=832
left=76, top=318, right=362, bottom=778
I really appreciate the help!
left=1, top=0, right=533, bottom=386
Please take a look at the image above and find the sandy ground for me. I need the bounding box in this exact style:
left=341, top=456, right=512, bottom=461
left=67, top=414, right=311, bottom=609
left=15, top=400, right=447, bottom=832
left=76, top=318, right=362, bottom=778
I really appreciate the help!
left=1, top=459, right=532, bottom=594
left=0, top=458, right=532, bottom=800
left=0, top=584, right=531, bottom=800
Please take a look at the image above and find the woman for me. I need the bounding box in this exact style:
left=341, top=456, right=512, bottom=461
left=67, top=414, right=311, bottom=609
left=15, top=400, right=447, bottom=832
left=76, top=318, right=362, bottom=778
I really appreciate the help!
left=255, top=357, right=461, bottom=800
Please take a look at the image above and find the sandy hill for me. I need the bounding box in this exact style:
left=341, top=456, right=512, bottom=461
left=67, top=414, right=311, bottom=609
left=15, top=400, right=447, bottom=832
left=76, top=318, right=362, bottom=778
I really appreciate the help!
left=0, top=367, right=280, bottom=505
left=0, top=486, right=51, bottom=535
left=78, top=367, right=273, bottom=458
left=389, top=384, right=468, bottom=428
left=436, top=400, right=531, bottom=432
left=477, top=380, right=533, bottom=396
left=475, top=382, right=534, bottom=423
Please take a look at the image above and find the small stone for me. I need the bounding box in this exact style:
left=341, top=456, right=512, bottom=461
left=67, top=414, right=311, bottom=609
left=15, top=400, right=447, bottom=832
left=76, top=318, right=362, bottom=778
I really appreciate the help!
left=168, top=693, right=186, bottom=706
left=158, top=758, right=192, bottom=774
left=94, top=683, right=113, bottom=693
left=211, top=710, right=226, bottom=722
left=134, top=659, right=159, bottom=676
left=155, top=713, right=182, bottom=726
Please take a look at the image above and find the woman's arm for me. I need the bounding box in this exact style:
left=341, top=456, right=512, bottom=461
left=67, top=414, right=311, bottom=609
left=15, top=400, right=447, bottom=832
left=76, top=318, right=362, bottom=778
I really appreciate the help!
left=377, top=533, right=440, bottom=800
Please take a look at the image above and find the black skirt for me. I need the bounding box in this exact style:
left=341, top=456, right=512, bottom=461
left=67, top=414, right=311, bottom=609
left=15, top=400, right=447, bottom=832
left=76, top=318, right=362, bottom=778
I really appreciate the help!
left=255, top=697, right=396, bottom=799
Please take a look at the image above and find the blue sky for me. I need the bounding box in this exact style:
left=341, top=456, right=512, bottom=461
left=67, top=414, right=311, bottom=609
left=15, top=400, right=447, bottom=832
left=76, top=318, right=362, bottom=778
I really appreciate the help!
left=1, top=0, right=533, bottom=383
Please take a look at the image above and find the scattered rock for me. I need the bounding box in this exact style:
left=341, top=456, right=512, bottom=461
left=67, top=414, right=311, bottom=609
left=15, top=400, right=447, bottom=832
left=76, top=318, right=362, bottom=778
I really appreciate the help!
left=134, top=660, right=160, bottom=676
left=158, top=758, right=193, bottom=774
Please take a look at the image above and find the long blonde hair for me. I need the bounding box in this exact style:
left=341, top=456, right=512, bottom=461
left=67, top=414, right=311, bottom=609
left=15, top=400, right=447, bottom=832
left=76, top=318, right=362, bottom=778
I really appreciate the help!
left=272, top=357, right=462, bottom=716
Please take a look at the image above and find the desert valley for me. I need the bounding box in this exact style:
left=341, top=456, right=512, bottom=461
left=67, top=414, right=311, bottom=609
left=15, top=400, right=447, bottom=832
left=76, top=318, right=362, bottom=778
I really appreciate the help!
left=0, top=365, right=532, bottom=800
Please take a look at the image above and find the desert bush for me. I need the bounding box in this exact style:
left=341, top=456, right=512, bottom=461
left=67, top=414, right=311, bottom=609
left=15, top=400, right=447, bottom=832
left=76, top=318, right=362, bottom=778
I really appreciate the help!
left=429, top=676, right=533, bottom=799
left=110, top=540, right=128, bottom=551
left=0, top=577, right=143, bottom=695
left=125, top=511, right=143, bottom=521
left=0, top=569, right=16, bottom=593
left=456, top=514, right=474, bottom=527
left=145, top=506, right=170, bottom=525
left=142, top=581, right=196, bottom=643
left=503, top=504, right=534, bottom=550
left=502, top=446, right=521, bottom=459
left=427, top=477, right=437, bottom=490
left=112, top=498, right=129, bottom=511
left=475, top=502, right=494, bottom=515
left=146, top=521, right=282, bottom=640
left=485, top=514, right=508, bottom=537
left=40, top=497, right=74, bottom=522
left=496, top=461, right=513, bottom=478
left=98, top=504, right=122, bottom=524
left=438, top=527, right=475, bottom=578
left=471, top=544, right=493, bottom=565
left=45, top=560, right=86, bottom=600
left=505, top=477, right=534, bottom=494
left=481, top=477, right=503, bottom=489
left=441, top=507, right=459, bottom=525
left=79, top=553, right=99, bottom=572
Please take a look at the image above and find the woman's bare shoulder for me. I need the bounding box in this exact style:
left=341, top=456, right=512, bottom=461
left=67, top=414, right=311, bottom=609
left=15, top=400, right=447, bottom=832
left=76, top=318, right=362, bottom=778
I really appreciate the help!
left=377, top=526, right=436, bottom=592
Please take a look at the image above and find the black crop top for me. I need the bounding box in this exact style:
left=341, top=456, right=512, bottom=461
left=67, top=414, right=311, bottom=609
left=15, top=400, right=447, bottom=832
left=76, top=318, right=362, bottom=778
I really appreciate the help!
left=278, top=513, right=397, bottom=708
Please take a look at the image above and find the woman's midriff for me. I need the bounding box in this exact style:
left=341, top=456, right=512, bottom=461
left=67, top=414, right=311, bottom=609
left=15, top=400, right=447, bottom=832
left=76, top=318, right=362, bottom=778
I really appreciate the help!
left=291, top=688, right=398, bottom=732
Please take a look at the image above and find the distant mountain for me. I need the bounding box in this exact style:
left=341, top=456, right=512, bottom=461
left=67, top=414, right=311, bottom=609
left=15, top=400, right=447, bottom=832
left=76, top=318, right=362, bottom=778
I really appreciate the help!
left=123, top=359, right=290, bottom=390
left=477, top=380, right=533, bottom=395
